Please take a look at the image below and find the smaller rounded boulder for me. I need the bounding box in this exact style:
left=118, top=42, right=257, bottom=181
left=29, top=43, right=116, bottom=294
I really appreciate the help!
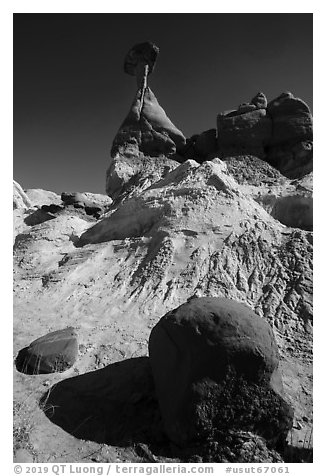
left=149, top=297, right=293, bottom=447
left=15, top=327, right=78, bottom=375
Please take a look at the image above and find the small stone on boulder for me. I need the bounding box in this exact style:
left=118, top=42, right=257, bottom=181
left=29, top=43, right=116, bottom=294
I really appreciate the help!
left=16, top=327, right=78, bottom=374
left=251, top=92, right=267, bottom=109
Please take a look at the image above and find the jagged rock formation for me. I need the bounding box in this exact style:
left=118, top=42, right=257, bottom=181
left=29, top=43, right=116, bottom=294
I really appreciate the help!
left=217, top=93, right=272, bottom=159
left=181, top=92, right=312, bottom=180
left=215, top=91, right=313, bottom=179
left=149, top=297, right=293, bottom=447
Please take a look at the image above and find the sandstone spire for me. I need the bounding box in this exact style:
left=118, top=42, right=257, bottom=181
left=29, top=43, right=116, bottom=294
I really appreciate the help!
left=111, top=42, right=186, bottom=159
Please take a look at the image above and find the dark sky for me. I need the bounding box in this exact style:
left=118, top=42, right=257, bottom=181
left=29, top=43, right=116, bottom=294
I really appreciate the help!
left=14, top=13, right=313, bottom=194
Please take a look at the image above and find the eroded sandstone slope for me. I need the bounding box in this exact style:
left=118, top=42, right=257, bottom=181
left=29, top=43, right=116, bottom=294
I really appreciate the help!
left=13, top=155, right=312, bottom=462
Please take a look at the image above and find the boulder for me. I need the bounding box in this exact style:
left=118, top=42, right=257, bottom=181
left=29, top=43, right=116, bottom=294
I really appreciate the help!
left=251, top=92, right=267, bottom=109
left=194, top=129, right=217, bottom=160
left=217, top=108, right=272, bottom=159
left=266, top=92, right=311, bottom=117
left=60, top=192, right=111, bottom=216
left=264, top=92, right=313, bottom=178
left=15, top=327, right=78, bottom=374
left=179, top=129, right=217, bottom=163
left=61, top=192, right=91, bottom=207
left=124, top=42, right=159, bottom=78
left=24, top=209, right=56, bottom=227
left=149, top=297, right=293, bottom=446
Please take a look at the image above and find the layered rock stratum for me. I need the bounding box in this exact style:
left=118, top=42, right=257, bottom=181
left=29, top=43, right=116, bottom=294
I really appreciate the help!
left=13, top=42, right=312, bottom=464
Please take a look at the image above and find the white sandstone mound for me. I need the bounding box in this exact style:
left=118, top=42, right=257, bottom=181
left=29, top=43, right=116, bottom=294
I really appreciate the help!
left=25, top=188, right=62, bottom=207
left=13, top=156, right=312, bottom=462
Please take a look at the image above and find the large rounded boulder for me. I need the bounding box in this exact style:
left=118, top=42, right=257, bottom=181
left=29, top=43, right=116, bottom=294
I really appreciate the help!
left=149, top=297, right=293, bottom=447
left=16, top=327, right=78, bottom=375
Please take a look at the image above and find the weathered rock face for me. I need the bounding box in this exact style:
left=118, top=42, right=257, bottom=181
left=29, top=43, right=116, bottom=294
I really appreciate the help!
left=15, top=327, right=78, bottom=374
left=25, top=189, right=62, bottom=207
left=111, top=87, right=186, bottom=161
left=217, top=108, right=272, bottom=159
left=106, top=153, right=180, bottom=202
left=265, top=92, right=313, bottom=178
left=149, top=297, right=293, bottom=446
left=13, top=180, right=32, bottom=210
left=215, top=91, right=313, bottom=179
left=107, top=42, right=186, bottom=201
left=181, top=129, right=217, bottom=163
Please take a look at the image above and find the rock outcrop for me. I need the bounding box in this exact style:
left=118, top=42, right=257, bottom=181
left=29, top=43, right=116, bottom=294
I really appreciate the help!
left=15, top=327, right=78, bottom=374
left=149, top=297, right=293, bottom=447
left=217, top=107, right=272, bottom=159
left=25, top=189, right=62, bottom=207
left=107, top=42, right=186, bottom=201
left=181, top=129, right=217, bottom=163
left=214, top=91, right=312, bottom=179
left=265, top=92, right=313, bottom=178
left=13, top=180, right=32, bottom=210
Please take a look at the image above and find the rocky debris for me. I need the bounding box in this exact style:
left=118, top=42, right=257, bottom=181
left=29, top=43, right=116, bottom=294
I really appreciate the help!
left=223, top=155, right=313, bottom=231
left=25, top=188, right=62, bottom=207
left=175, top=430, right=284, bottom=463
left=15, top=327, right=78, bottom=374
left=149, top=297, right=293, bottom=447
left=224, top=155, right=285, bottom=186
left=14, top=180, right=32, bottom=210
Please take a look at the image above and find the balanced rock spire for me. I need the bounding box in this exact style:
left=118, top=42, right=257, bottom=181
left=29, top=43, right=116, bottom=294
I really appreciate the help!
left=111, top=42, right=186, bottom=160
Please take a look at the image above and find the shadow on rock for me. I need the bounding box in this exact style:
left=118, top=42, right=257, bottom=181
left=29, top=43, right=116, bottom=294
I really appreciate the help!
left=40, top=357, right=166, bottom=447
